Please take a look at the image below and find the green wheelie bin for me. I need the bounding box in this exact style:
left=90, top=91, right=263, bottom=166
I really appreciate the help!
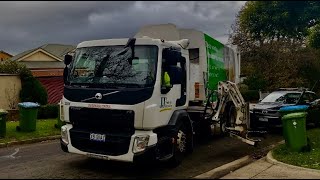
left=0, top=109, right=8, bottom=138
left=279, top=105, right=309, bottom=152
left=16, top=102, right=40, bottom=132
left=279, top=105, right=309, bottom=147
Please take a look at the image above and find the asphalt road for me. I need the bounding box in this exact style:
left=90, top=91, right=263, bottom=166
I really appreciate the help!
left=0, top=133, right=283, bottom=179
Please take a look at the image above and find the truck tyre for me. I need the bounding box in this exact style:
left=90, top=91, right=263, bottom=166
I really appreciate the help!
left=228, top=105, right=236, bottom=128
left=167, top=121, right=188, bottom=167
left=220, top=104, right=236, bottom=136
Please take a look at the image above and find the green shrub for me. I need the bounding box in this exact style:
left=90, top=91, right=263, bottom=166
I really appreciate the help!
left=239, top=83, right=249, bottom=92
left=243, top=74, right=267, bottom=91
left=37, top=104, right=59, bottom=119
left=240, top=89, right=260, bottom=102
left=20, top=76, right=48, bottom=105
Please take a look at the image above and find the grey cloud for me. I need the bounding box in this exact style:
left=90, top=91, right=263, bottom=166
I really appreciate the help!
left=0, top=1, right=245, bottom=55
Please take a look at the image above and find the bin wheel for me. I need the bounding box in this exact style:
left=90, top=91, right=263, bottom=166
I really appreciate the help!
left=16, top=126, right=21, bottom=132
left=302, top=137, right=311, bottom=152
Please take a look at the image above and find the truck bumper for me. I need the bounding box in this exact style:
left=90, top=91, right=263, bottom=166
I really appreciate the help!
left=60, top=124, right=158, bottom=163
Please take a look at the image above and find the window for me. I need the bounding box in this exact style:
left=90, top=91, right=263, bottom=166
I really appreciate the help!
left=69, top=45, right=158, bottom=87
left=307, top=93, right=317, bottom=102
left=189, top=48, right=199, bottom=64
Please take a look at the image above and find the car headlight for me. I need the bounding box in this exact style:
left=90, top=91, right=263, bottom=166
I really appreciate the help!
left=61, top=125, right=69, bottom=145
left=132, top=135, right=150, bottom=154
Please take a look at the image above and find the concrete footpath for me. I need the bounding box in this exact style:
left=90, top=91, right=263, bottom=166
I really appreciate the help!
left=221, top=151, right=320, bottom=179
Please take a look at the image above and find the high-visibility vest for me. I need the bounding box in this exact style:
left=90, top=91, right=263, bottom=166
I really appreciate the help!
left=163, top=71, right=171, bottom=87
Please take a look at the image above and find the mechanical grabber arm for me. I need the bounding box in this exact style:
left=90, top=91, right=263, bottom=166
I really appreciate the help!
left=211, top=81, right=261, bottom=146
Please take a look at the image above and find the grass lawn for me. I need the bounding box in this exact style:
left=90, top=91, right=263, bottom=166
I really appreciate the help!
left=272, top=128, right=320, bottom=170
left=0, top=119, right=61, bottom=144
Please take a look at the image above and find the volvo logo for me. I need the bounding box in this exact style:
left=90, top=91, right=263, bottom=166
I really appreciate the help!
left=95, top=93, right=103, bottom=100
left=262, top=110, right=268, bottom=114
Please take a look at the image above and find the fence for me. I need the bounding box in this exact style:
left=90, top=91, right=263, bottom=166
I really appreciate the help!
left=0, top=74, right=21, bottom=110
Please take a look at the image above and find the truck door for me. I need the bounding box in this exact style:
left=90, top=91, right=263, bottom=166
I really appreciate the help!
left=160, top=48, right=186, bottom=111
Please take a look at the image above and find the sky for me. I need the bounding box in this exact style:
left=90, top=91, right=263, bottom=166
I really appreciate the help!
left=0, top=1, right=246, bottom=56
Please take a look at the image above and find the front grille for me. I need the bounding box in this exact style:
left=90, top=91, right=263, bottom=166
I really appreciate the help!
left=253, top=109, right=279, bottom=116
left=68, top=107, right=135, bottom=156
left=70, top=128, right=131, bottom=156
left=69, top=107, right=135, bottom=134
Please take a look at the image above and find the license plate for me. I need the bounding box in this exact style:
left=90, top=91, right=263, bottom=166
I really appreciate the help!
left=90, top=133, right=106, bottom=142
left=259, top=117, right=268, bottom=122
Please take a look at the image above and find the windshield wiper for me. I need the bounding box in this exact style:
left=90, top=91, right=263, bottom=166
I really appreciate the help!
left=95, top=55, right=110, bottom=77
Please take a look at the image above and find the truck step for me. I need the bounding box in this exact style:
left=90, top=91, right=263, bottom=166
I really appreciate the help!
left=187, top=106, right=206, bottom=112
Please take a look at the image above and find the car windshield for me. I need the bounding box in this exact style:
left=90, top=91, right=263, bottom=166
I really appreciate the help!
left=68, top=45, right=158, bottom=88
left=261, top=92, right=301, bottom=104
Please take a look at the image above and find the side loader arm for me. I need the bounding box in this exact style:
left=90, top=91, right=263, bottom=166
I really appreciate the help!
left=211, top=81, right=261, bottom=146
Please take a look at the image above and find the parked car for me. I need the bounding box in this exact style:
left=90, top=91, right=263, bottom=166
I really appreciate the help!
left=250, top=88, right=320, bottom=130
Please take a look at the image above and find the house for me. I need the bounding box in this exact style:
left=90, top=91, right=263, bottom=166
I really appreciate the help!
left=0, top=51, right=13, bottom=61
left=11, top=44, right=76, bottom=104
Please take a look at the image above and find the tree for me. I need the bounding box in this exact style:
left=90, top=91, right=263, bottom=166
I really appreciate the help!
left=307, top=24, right=320, bottom=49
left=230, top=1, right=320, bottom=93
left=230, top=1, right=320, bottom=51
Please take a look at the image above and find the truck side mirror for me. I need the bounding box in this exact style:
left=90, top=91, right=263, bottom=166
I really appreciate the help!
left=64, top=54, right=73, bottom=65
left=63, top=66, right=70, bottom=85
left=162, top=48, right=180, bottom=66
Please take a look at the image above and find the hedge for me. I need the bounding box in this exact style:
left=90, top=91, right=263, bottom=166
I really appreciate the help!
left=240, top=89, right=260, bottom=102
left=37, top=104, right=59, bottom=119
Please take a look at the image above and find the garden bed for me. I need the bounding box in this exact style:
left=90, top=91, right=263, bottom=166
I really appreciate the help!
left=272, top=128, right=320, bottom=170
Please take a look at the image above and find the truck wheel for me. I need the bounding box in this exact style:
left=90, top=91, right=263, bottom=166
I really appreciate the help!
left=228, top=105, right=236, bottom=127
left=220, top=104, right=236, bottom=136
left=220, top=118, right=227, bottom=136
left=167, top=122, right=188, bottom=167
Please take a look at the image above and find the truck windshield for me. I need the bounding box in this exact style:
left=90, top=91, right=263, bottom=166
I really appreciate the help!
left=69, top=45, right=158, bottom=88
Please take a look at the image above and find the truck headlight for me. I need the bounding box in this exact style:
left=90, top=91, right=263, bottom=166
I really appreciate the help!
left=132, top=135, right=150, bottom=154
left=61, top=126, right=69, bottom=145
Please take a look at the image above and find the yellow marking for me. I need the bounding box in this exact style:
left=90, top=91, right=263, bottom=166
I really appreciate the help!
left=160, top=108, right=172, bottom=112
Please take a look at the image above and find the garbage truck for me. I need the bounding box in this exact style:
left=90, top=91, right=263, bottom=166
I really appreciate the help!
left=59, top=24, right=259, bottom=166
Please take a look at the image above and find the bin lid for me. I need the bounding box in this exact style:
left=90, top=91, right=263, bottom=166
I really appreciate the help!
left=18, top=102, right=40, bottom=108
left=0, top=109, right=8, bottom=115
left=279, top=105, right=309, bottom=112
left=282, top=112, right=307, bottom=120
